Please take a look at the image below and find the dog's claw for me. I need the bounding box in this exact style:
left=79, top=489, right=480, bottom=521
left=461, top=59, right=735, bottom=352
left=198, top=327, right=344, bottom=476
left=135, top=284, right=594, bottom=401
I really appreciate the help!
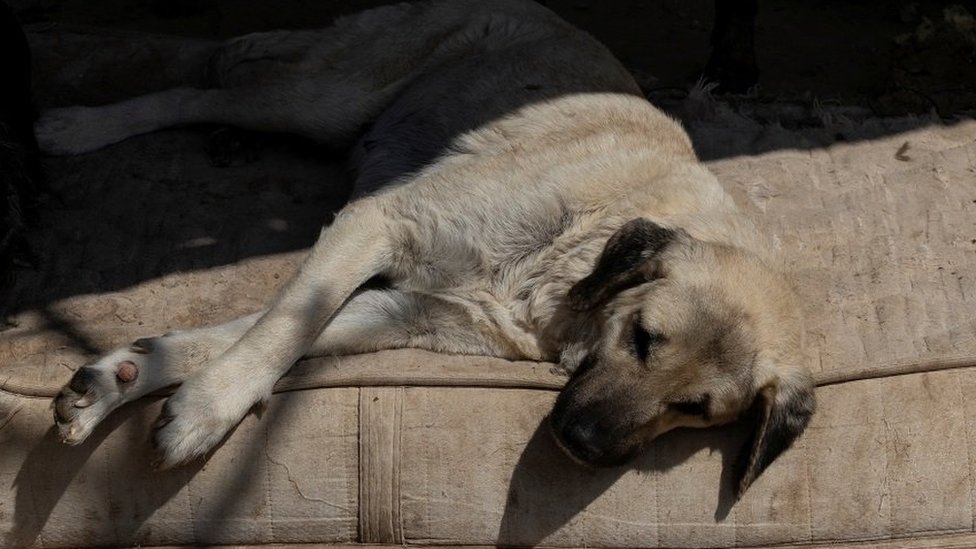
left=130, top=338, right=154, bottom=354
left=73, top=392, right=97, bottom=408
left=153, top=405, right=175, bottom=432
left=149, top=454, right=167, bottom=471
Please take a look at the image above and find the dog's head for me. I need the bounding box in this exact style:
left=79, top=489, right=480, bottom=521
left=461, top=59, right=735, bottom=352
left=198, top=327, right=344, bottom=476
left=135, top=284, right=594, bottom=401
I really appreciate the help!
left=550, top=218, right=814, bottom=499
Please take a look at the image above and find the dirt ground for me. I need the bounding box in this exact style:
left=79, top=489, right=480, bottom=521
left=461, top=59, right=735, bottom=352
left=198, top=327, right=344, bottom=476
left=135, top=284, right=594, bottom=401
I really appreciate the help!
left=8, top=0, right=976, bottom=116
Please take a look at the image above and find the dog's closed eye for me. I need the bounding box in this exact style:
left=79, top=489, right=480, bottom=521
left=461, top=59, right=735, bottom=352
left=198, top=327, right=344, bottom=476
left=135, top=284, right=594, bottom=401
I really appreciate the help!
left=669, top=395, right=711, bottom=419
left=632, top=317, right=667, bottom=363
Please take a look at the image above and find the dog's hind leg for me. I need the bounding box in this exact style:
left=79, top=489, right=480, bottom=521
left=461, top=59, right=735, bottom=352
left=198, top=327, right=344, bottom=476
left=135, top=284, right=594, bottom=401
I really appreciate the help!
left=35, top=47, right=445, bottom=156
left=35, top=2, right=502, bottom=155
left=35, top=0, right=568, bottom=156
left=206, top=30, right=322, bottom=88
left=206, top=1, right=450, bottom=89
left=34, top=80, right=387, bottom=155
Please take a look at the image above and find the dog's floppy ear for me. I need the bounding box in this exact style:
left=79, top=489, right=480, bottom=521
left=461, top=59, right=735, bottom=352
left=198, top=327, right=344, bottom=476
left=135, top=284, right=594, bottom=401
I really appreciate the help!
left=568, top=218, right=677, bottom=311
left=733, top=372, right=815, bottom=499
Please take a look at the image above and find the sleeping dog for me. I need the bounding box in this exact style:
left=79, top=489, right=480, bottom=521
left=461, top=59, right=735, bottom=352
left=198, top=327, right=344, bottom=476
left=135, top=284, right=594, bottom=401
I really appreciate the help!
left=39, top=0, right=814, bottom=499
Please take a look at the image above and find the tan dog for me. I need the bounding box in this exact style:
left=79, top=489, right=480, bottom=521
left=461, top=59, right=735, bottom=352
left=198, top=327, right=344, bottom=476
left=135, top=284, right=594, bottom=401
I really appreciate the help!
left=39, top=0, right=814, bottom=499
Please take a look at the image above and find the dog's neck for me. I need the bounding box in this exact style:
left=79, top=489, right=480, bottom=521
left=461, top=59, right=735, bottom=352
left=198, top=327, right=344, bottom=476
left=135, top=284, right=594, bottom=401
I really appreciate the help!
left=504, top=214, right=625, bottom=363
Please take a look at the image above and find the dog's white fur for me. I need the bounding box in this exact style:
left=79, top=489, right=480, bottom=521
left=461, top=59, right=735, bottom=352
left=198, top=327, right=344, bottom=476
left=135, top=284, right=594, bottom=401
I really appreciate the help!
left=43, top=0, right=810, bottom=478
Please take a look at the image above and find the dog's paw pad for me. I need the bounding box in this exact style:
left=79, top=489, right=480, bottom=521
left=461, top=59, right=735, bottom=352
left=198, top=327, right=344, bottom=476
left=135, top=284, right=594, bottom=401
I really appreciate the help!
left=116, top=360, right=139, bottom=383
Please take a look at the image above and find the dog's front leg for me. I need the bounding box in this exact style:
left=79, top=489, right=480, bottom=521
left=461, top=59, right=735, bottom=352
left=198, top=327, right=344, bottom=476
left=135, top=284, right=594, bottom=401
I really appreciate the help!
left=151, top=199, right=394, bottom=468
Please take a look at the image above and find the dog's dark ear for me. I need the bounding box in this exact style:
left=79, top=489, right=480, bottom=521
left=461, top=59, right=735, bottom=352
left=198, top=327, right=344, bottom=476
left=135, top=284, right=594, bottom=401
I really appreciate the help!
left=733, top=374, right=816, bottom=500
left=568, top=218, right=677, bottom=311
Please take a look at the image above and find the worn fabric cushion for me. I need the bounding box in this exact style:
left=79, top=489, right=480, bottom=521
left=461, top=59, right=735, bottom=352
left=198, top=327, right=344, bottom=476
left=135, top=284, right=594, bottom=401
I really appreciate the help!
left=2, top=28, right=976, bottom=548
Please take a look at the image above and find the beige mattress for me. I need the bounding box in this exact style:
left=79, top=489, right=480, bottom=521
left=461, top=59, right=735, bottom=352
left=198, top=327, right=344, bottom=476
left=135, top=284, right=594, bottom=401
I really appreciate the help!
left=2, top=28, right=976, bottom=548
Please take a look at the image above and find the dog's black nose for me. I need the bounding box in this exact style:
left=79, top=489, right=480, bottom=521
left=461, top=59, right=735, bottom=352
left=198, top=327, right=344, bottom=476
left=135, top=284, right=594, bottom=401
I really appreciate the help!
left=559, top=418, right=605, bottom=463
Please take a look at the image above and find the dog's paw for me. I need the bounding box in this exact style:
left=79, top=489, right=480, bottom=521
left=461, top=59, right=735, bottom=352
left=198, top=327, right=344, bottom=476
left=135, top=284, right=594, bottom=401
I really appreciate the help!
left=151, top=375, right=257, bottom=469
left=52, top=340, right=152, bottom=444
left=35, top=106, right=126, bottom=155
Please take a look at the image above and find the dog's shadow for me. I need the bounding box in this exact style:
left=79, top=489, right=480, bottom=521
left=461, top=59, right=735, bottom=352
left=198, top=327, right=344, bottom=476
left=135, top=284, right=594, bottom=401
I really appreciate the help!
left=497, top=417, right=749, bottom=547
left=4, top=389, right=302, bottom=548
left=5, top=398, right=206, bottom=548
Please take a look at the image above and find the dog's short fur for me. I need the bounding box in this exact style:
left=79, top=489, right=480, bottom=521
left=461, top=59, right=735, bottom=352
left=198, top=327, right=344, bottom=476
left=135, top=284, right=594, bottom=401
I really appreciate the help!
left=41, top=0, right=814, bottom=499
